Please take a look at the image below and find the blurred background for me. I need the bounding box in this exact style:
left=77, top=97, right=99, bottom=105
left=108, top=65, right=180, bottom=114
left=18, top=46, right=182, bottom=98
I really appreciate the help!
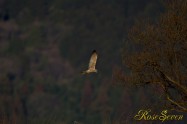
left=0, top=0, right=185, bottom=124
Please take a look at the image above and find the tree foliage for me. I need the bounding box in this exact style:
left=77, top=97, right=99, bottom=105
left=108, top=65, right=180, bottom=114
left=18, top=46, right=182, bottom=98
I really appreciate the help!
left=0, top=0, right=165, bottom=123
left=121, top=0, right=187, bottom=112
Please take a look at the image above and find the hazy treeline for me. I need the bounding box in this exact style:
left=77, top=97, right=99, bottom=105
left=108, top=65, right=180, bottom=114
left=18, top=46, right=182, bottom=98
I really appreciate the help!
left=0, top=0, right=164, bottom=123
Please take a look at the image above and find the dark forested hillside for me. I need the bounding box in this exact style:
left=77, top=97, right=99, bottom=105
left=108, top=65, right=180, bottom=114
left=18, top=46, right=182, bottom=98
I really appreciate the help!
left=0, top=0, right=172, bottom=124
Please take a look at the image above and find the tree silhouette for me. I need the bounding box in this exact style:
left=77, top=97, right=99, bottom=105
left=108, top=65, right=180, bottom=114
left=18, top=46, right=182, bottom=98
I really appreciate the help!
left=120, top=0, right=187, bottom=112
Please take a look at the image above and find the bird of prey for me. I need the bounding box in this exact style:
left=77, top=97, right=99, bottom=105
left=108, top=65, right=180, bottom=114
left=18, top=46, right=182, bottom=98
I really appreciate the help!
left=82, top=50, right=98, bottom=74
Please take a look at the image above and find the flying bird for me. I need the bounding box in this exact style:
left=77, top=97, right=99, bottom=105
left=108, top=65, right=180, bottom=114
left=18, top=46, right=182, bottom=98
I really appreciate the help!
left=82, top=50, right=98, bottom=74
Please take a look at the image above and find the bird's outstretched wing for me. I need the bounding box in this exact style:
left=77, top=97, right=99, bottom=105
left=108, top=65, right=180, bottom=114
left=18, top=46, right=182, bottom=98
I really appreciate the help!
left=88, top=50, right=97, bottom=70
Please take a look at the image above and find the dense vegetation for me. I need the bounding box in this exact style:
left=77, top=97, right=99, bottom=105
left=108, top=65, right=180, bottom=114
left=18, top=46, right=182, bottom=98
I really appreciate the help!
left=121, top=0, right=187, bottom=112
left=2, top=0, right=185, bottom=124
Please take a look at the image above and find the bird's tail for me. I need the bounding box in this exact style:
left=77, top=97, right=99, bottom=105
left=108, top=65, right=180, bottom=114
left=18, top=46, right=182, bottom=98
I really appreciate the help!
left=81, top=71, right=87, bottom=75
